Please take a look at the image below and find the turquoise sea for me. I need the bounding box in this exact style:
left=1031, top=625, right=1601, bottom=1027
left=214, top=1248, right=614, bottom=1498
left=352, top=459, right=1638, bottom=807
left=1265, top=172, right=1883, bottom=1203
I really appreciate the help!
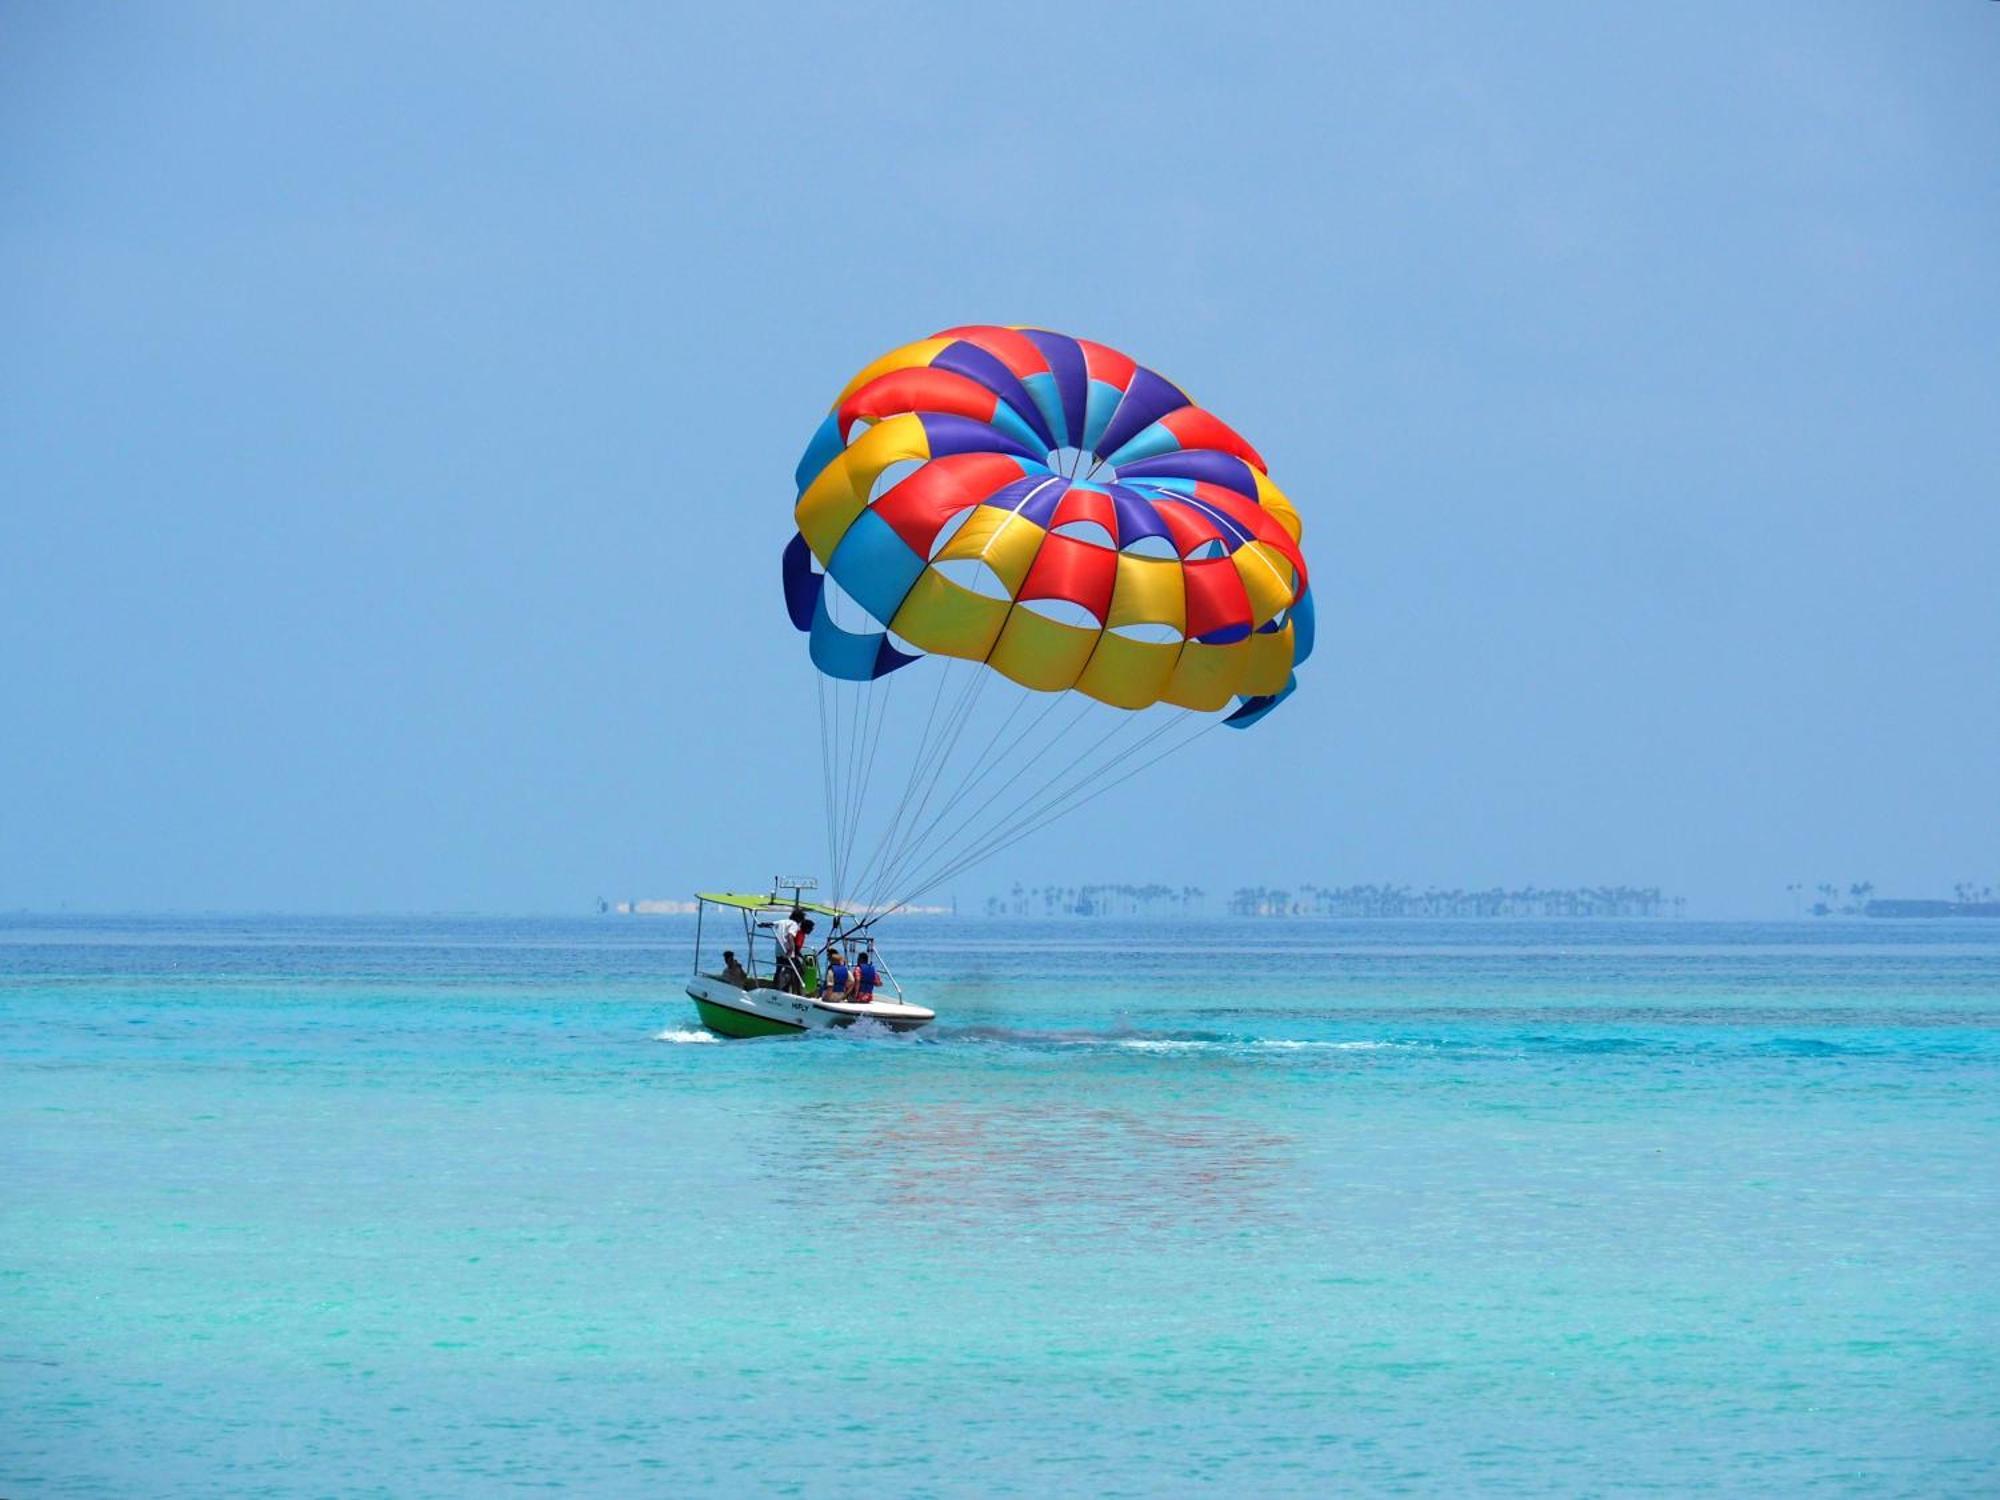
left=4, top=915, right=1997, bottom=1495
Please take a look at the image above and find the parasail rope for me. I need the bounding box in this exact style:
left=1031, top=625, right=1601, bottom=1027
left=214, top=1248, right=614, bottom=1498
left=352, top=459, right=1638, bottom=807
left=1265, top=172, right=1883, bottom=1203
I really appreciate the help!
left=903, top=704, right=1194, bottom=892
left=837, top=671, right=893, bottom=906
left=834, top=647, right=850, bottom=899
left=832, top=670, right=871, bottom=902
left=857, top=686, right=1068, bottom=911
left=886, top=708, right=1171, bottom=902
left=814, top=671, right=839, bottom=902
left=841, top=655, right=966, bottom=915
left=883, top=684, right=1041, bottom=861
left=883, top=711, right=1218, bottom=916
left=854, top=658, right=990, bottom=916
left=873, top=692, right=1110, bottom=903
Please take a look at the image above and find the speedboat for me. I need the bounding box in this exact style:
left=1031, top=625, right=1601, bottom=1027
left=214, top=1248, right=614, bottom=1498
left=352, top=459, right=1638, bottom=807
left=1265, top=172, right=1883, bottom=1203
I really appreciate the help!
left=685, top=885, right=935, bottom=1039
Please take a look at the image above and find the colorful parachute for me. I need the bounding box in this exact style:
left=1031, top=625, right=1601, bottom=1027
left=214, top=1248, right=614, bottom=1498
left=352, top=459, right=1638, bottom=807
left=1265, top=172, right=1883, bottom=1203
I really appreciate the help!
left=781, top=326, right=1314, bottom=916
left=785, top=325, right=1313, bottom=727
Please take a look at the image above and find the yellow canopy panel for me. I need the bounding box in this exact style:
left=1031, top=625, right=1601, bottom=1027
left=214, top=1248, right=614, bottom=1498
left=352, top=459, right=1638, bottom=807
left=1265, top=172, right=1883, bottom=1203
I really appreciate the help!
left=696, top=892, right=851, bottom=917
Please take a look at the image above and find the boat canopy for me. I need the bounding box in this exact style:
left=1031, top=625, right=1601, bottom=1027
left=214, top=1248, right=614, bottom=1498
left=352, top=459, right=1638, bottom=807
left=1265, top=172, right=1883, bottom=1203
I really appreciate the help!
left=695, top=891, right=850, bottom=918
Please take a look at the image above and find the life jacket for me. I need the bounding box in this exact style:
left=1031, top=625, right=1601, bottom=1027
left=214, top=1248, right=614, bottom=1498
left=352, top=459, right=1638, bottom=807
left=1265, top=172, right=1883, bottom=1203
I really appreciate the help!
left=856, top=961, right=878, bottom=998
left=827, top=962, right=849, bottom=994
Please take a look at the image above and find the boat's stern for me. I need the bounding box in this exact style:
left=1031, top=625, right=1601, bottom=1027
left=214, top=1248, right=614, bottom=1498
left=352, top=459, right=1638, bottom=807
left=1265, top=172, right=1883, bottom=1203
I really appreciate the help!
left=811, top=997, right=936, bottom=1033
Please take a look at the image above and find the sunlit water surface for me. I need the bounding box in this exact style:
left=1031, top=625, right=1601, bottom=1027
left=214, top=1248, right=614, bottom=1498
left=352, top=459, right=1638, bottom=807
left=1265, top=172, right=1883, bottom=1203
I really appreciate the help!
left=5, top=915, right=1997, bottom=1494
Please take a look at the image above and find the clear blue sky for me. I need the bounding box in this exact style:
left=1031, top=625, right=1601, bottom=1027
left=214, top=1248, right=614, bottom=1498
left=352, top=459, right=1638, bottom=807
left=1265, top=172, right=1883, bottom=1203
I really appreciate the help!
left=4, top=3, right=1995, bottom=915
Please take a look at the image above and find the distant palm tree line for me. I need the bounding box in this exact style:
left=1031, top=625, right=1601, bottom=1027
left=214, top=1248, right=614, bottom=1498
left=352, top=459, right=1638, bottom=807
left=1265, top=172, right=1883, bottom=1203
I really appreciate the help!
left=1785, top=880, right=1999, bottom=917
left=1232, top=884, right=1679, bottom=918
left=1785, top=881, right=1875, bottom=917
left=984, top=883, right=1682, bottom=918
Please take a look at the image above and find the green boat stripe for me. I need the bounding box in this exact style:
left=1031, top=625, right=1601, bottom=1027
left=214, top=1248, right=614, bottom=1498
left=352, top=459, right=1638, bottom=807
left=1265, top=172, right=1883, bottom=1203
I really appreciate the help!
left=691, top=995, right=807, bottom=1038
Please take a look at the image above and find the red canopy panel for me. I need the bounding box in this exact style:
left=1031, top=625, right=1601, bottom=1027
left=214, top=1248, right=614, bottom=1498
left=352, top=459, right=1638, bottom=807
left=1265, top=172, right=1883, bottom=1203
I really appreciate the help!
left=1017, top=533, right=1119, bottom=623
left=871, top=454, right=1028, bottom=556
left=1048, top=486, right=1120, bottom=541
left=1182, top=556, right=1255, bottom=640
left=1152, top=497, right=1231, bottom=557
left=931, top=324, right=1051, bottom=380
left=1160, top=407, right=1267, bottom=473
left=1076, top=337, right=1137, bottom=389
left=839, top=368, right=998, bottom=438
left=1189, top=483, right=1309, bottom=586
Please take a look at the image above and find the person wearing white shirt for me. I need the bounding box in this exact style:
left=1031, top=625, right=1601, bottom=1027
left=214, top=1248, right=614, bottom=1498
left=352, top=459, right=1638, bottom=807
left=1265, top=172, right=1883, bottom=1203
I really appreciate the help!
left=771, top=908, right=805, bottom=992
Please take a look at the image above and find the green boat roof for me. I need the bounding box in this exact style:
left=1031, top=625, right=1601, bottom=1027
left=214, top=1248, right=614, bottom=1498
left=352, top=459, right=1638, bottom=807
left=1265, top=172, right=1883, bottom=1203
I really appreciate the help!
left=696, top=891, right=851, bottom=917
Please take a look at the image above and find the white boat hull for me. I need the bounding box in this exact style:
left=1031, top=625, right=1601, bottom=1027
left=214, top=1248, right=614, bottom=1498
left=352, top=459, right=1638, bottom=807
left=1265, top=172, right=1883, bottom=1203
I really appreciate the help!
left=686, top=973, right=935, bottom=1038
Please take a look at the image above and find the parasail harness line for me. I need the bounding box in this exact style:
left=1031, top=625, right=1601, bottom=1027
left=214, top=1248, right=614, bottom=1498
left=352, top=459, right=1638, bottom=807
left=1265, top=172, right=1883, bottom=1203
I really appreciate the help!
left=876, top=708, right=1214, bottom=921
left=853, top=689, right=1094, bottom=919
left=857, top=695, right=1120, bottom=916
left=840, top=709, right=1223, bottom=939
left=835, top=670, right=893, bottom=907
left=835, top=653, right=980, bottom=912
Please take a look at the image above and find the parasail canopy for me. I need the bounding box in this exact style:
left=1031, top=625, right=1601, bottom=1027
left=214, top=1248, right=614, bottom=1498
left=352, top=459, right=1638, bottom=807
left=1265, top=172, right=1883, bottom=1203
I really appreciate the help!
left=784, top=325, right=1313, bottom=728
left=780, top=326, right=1316, bottom=921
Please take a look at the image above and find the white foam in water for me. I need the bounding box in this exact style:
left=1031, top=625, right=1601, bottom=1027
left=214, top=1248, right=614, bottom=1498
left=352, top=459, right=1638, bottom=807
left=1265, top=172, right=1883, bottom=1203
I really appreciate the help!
left=653, top=1028, right=720, bottom=1044
left=1112, top=1037, right=1403, bottom=1052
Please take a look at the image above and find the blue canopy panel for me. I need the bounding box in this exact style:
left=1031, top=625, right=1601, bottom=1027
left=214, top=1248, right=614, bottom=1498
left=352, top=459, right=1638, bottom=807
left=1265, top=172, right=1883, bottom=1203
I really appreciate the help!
left=781, top=531, right=820, bottom=631
left=1289, top=583, right=1317, bottom=666
left=1224, top=585, right=1313, bottom=729
left=1224, top=676, right=1296, bottom=729
left=933, top=341, right=1058, bottom=451
left=1094, top=365, right=1191, bottom=462
left=793, top=413, right=845, bottom=495
left=782, top=532, right=919, bottom=683
left=1019, top=329, right=1089, bottom=449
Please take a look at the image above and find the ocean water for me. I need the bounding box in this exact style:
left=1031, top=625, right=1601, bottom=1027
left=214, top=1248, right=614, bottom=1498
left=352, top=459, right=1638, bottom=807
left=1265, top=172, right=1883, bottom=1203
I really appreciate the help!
left=4, top=915, right=1997, bottom=1496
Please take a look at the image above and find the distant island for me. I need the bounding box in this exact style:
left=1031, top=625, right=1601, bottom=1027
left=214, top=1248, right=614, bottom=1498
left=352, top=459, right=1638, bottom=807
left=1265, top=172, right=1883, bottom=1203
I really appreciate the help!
left=598, top=897, right=953, bottom=916
left=1864, top=900, right=2000, bottom=918
left=983, top=883, right=1682, bottom=918
left=1787, top=881, right=2000, bottom=918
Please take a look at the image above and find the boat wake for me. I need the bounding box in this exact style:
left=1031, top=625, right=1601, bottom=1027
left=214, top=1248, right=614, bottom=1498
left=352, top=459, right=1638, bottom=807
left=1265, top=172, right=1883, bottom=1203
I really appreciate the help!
left=944, top=1024, right=1419, bottom=1053
left=1115, top=1037, right=1402, bottom=1052
left=657, top=1020, right=1421, bottom=1052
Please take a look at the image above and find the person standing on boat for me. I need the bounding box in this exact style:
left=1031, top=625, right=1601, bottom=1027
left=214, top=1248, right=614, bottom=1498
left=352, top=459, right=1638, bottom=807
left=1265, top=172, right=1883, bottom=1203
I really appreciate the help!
left=797, top=922, right=820, bottom=997
left=772, top=907, right=805, bottom=992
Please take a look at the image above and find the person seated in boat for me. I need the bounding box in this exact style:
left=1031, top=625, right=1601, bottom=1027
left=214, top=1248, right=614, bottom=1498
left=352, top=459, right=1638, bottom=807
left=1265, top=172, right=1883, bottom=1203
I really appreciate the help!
left=822, top=949, right=853, bottom=1002
left=854, top=947, right=879, bottom=1004
left=720, top=950, right=750, bottom=989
